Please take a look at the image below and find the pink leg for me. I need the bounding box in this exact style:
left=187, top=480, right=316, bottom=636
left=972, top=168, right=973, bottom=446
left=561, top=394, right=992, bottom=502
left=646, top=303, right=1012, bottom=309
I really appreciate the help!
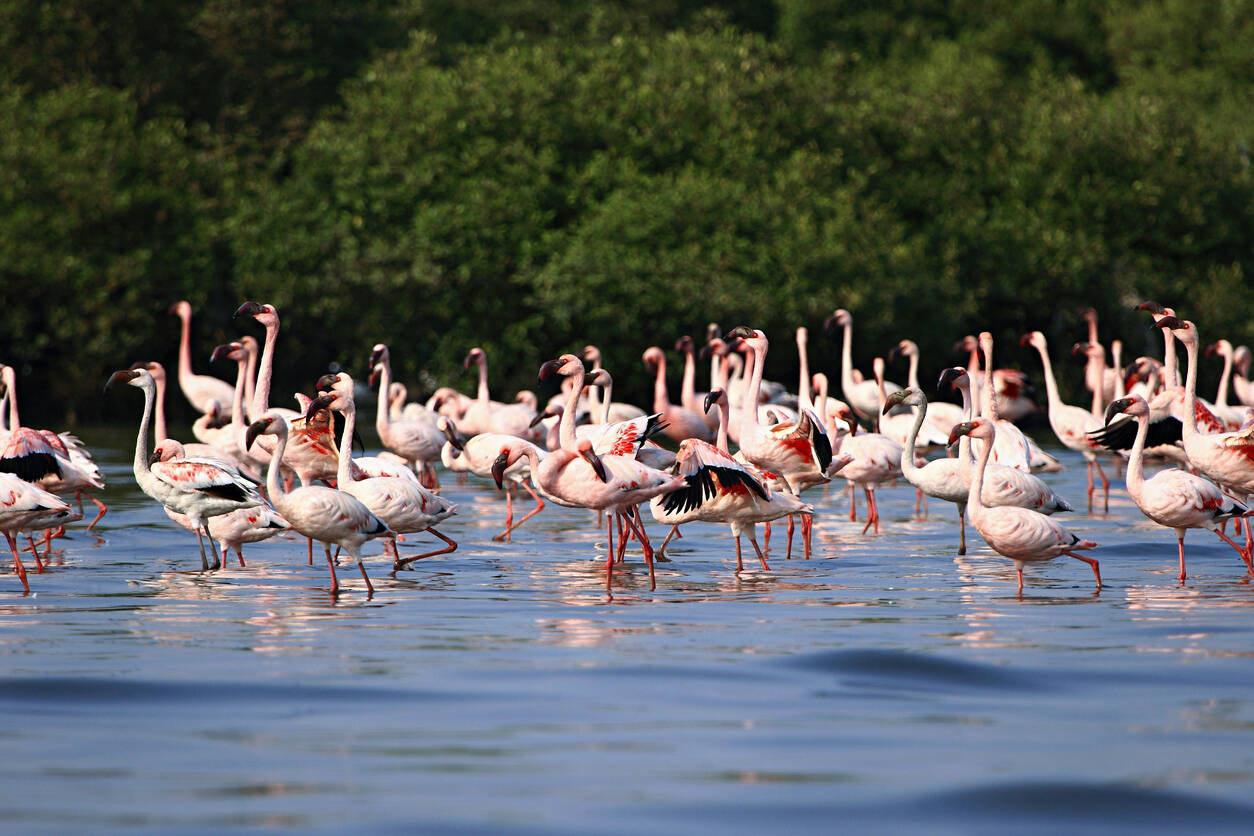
left=763, top=521, right=771, bottom=553
left=801, top=513, right=813, bottom=558
left=1212, top=528, right=1254, bottom=577
left=495, top=484, right=516, bottom=542
left=604, top=514, right=616, bottom=594
left=1093, top=459, right=1110, bottom=513
left=394, top=528, right=458, bottom=570
left=747, top=529, right=770, bottom=571
left=234, top=546, right=246, bottom=568
left=501, top=480, right=545, bottom=539
left=733, top=536, right=744, bottom=573
left=658, top=525, right=681, bottom=558
left=1085, top=459, right=1095, bottom=513
left=622, top=512, right=656, bottom=591
left=785, top=514, right=795, bottom=560
left=861, top=488, right=876, bottom=535
left=325, top=546, right=340, bottom=594
left=26, top=536, right=43, bottom=572
left=1065, top=551, right=1102, bottom=588
left=5, top=533, right=29, bottom=593
left=615, top=515, right=630, bottom=564
left=307, top=537, right=314, bottom=566
left=958, top=505, right=967, bottom=555
left=848, top=482, right=857, bottom=522
left=1176, top=533, right=1187, bottom=582
left=357, top=560, right=375, bottom=598
left=78, top=490, right=108, bottom=529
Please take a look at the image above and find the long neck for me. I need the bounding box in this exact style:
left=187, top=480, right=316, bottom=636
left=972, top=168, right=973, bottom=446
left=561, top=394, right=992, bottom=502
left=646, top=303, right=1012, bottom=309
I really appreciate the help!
left=253, top=318, right=279, bottom=417
left=743, top=341, right=765, bottom=430
left=132, top=381, right=156, bottom=483
left=1125, top=411, right=1149, bottom=502
left=1088, top=355, right=1104, bottom=418
left=1112, top=342, right=1126, bottom=399
left=907, top=351, right=920, bottom=391
left=709, top=348, right=720, bottom=395
left=797, top=339, right=812, bottom=410
left=598, top=378, right=612, bottom=425
left=153, top=373, right=168, bottom=441
left=6, top=373, right=19, bottom=429
left=968, top=429, right=992, bottom=517
left=716, top=399, right=731, bottom=453
left=476, top=355, right=490, bottom=404
left=1163, top=330, right=1179, bottom=389
left=337, top=401, right=357, bottom=485
left=375, top=359, right=393, bottom=435
left=901, top=398, right=926, bottom=478
left=560, top=367, right=585, bottom=449
left=1180, top=333, right=1200, bottom=440
left=177, top=312, right=194, bottom=382
left=956, top=380, right=973, bottom=462
left=265, top=424, right=289, bottom=502
left=840, top=321, right=856, bottom=397
left=230, top=356, right=248, bottom=430
left=652, top=355, right=670, bottom=412
left=980, top=340, right=995, bottom=419
left=1216, top=346, right=1233, bottom=407
left=244, top=344, right=257, bottom=412
left=1034, top=341, right=1065, bottom=419
left=681, top=347, right=696, bottom=405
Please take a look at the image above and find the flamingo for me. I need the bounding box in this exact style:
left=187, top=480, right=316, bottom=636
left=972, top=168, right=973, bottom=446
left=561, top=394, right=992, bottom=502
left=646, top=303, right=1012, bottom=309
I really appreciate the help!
left=1021, top=330, right=1113, bottom=512
left=675, top=335, right=718, bottom=432
left=439, top=417, right=547, bottom=541
left=889, top=338, right=965, bottom=434
left=725, top=327, right=832, bottom=553
left=169, top=300, right=235, bottom=417
left=458, top=346, right=544, bottom=441
left=1103, top=394, right=1252, bottom=581
left=153, top=441, right=288, bottom=568
left=581, top=346, right=645, bottom=423
left=1232, top=345, right=1254, bottom=407
left=642, top=346, right=714, bottom=443
left=0, top=365, right=108, bottom=529
left=107, top=368, right=262, bottom=571
left=246, top=412, right=391, bottom=595
left=875, top=356, right=947, bottom=450
left=828, top=407, right=903, bottom=536
left=951, top=418, right=1100, bottom=594
left=368, top=344, right=444, bottom=489
left=1153, top=315, right=1254, bottom=562
left=1081, top=308, right=1120, bottom=403
left=825, top=308, right=901, bottom=426
left=0, top=473, right=80, bottom=593
left=310, top=373, right=457, bottom=572
left=1205, top=340, right=1251, bottom=429
left=652, top=389, right=816, bottom=572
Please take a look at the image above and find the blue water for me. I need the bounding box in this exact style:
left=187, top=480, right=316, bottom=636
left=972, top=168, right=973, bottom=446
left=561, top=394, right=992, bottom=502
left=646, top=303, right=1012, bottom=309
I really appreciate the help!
left=3, top=428, right=1254, bottom=833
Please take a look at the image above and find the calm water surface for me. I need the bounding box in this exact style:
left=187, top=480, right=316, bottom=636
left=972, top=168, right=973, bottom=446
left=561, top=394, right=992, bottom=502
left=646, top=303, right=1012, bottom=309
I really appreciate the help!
left=4, top=427, right=1254, bottom=833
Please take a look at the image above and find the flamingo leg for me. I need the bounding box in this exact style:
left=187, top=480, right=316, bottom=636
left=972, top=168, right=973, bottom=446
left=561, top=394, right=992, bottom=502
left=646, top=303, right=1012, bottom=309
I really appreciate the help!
left=1085, top=459, right=1095, bottom=513
left=801, top=513, right=813, bottom=559
left=5, top=532, right=29, bottom=594
left=357, top=560, right=375, bottom=598
left=1017, top=566, right=1025, bottom=595
left=734, top=535, right=744, bottom=573
left=861, top=488, right=876, bottom=535
left=848, top=482, right=857, bottom=522
left=501, top=480, right=545, bottom=539
left=615, top=515, right=630, bottom=564
left=1176, top=532, right=1187, bottom=582
left=747, top=528, right=770, bottom=571
left=394, top=528, right=458, bottom=570
left=325, top=545, right=340, bottom=594
left=605, top=514, right=616, bottom=594
left=1093, top=458, right=1110, bottom=513
left=658, top=525, right=681, bottom=558
left=494, top=484, right=515, bottom=542
left=1065, top=551, right=1102, bottom=588
left=307, top=536, right=314, bottom=566
left=233, top=545, right=246, bottom=568
left=622, top=511, right=656, bottom=591
left=26, top=535, right=44, bottom=572
left=763, top=521, right=771, bottom=553
left=1211, top=528, right=1254, bottom=577
left=957, top=504, right=967, bottom=555
left=785, top=514, right=795, bottom=560
left=194, top=525, right=210, bottom=571
left=77, top=490, right=108, bottom=530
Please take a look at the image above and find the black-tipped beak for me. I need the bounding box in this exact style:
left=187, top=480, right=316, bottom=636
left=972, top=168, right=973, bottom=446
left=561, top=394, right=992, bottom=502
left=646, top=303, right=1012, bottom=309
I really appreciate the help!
left=948, top=421, right=975, bottom=447
left=442, top=421, right=464, bottom=450
left=1071, top=342, right=1087, bottom=356
left=463, top=353, right=475, bottom=371
left=882, top=390, right=907, bottom=414
left=367, top=369, right=380, bottom=388
left=1136, top=300, right=1165, bottom=314
left=581, top=447, right=608, bottom=483
left=675, top=336, right=693, bottom=353
left=315, top=373, right=339, bottom=393
left=491, top=452, right=509, bottom=489
left=528, top=409, right=553, bottom=429
left=1104, top=398, right=1132, bottom=427
left=305, top=393, right=335, bottom=422
left=209, top=344, right=235, bottom=363
left=1018, top=334, right=1032, bottom=347
left=937, top=367, right=962, bottom=392
left=727, top=325, right=754, bottom=340
left=244, top=420, right=263, bottom=450
left=1154, top=315, right=1183, bottom=330
left=704, top=389, right=722, bottom=414
left=538, top=359, right=562, bottom=381
left=105, top=369, right=140, bottom=392
left=234, top=301, right=264, bottom=319
left=368, top=348, right=384, bottom=369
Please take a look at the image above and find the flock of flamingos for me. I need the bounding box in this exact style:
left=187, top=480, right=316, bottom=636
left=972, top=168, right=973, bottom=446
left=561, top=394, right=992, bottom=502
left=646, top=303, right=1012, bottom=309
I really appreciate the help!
left=3, top=300, right=1254, bottom=599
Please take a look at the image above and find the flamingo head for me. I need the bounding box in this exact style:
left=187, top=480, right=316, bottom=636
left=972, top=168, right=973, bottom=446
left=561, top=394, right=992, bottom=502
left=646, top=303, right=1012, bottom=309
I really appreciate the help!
left=706, top=323, right=722, bottom=341
left=244, top=413, right=285, bottom=450
left=304, top=391, right=338, bottom=422
left=168, top=300, right=191, bottom=319
left=105, top=367, right=147, bottom=393
left=389, top=381, right=407, bottom=405
left=952, top=335, right=977, bottom=354
left=947, top=418, right=986, bottom=446
left=1154, top=315, right=1196, bottom=344
left=150, top=439, right=185, bottom=465
left=883, top=388, right=916, bottom=414
left=316, top=371, right=352, bottom=395
left=1104, top=394, right=1148, bottom=427
left=1082, top=307, right=1098, bottom=324
left=539, top=353, right=583, bottom=381
left=463, top=347, right=485, bottom=370
left=795, top=326, right=808, bottom=346
left=1019, top=331, right=1046, bottom=350
left=700, top=337, right=727, bottom=361
left=888, top=339, right=917, bottom=363
left=640, top=346, right=666, bottom=374
left=674, top=335, right=695, bottom=354
left=823, top=309, right=851, bottom=332
left=1205, top=340, right=1231, bottom=358
left=577, top=439, right=608, bottom=483
left=581, top=345, right=601, bottom=364
left=872, top=356, right=885, bottom=380
left=1136, top=300, right=1166, bottom=315
left=937, top=367, right=967, bottom=392
left=233, top=301, right=276, bottom=325
left=130, top=360, right=167, bottom=384
left=210, top=342, right=245, bottom=364
left=838, top=407, right=857, bottom=435
left=529, top=405, right=558, bottom=428
left=704, top=388, right=728, bottom=414
left=490, top=445, right=515, bottom=488
left=1071, top=341, right=1103, bottom=361
left=585, top=369, right=612, bottom=389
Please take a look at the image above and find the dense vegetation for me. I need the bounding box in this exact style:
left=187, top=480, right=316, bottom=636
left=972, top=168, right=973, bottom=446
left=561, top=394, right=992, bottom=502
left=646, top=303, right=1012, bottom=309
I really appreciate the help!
left=3, top=0, right=1252, bottom=424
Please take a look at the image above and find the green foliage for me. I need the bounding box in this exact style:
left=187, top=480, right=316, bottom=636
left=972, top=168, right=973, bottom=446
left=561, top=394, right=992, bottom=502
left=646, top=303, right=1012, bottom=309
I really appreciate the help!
left=5, top=1, right=1254, bottom=421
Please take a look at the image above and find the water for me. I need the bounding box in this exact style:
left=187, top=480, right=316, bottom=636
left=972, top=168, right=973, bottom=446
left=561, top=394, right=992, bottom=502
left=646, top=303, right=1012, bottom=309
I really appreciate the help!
left=4, top=427, right=1254, bottom=833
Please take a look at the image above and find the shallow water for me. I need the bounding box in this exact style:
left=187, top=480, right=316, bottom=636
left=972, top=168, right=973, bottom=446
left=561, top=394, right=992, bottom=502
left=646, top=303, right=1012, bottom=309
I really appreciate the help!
left=4, top=427, right=1254, bottom=833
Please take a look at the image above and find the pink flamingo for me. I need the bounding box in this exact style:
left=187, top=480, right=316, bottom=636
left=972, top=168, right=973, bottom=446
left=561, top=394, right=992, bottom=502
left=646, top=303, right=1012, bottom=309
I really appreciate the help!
left=0, top=473, right=80, bottom=593
left=439, top=417, right=547, bottom=541
left=642, top=346, right=714, bottom=443
left=169, top=300, right=235, bottom=417
left=368, top=344, right=444, bottom=488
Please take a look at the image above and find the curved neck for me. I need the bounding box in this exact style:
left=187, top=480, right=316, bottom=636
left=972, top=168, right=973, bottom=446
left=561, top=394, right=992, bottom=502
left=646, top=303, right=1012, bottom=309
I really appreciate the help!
left=1216, top=347, right=1233, bottom=407
left=244, top=344, right=257, bottom=412
left=1032, top=341, right=1065, bottom=420
left=253, top=318, right=279, bottom=417
left=715, top=399, right=730, bottom=453
left=1179, top=333, right=1200, bottom=440
left=955, top=380, right=973, bottom=462
left=1088, top=354, right=1105, bottom=418
left=230, top=355, right=248, bottom=431
left=652, top=355, right=670, bottom=412
left=743, top=340, right=765, bottom=431
left=177, top=312, right=194, bottom=382
left=1125, top=411, right=1149, bottom=500
left=336, top=400, right=357, bottom=485
left=681, top=347, right=696, bottom=405
left=797, top=338, right=812, bottom=411
left=132, top=381, right=156, bottom=480
left=375, top=359, right=393, bottom=435
left=901, top=398, right=926, bottom=477
left=840, top=321, right=856, bottom=398
left=597, top=378, right=612, bottom=425
left=265, top=423, right=289, bottom=501
left=153, top=373, right=168, bottom=442
left=1112, top=342, right=1126, bottom=399
left=968, top=429, right=992, bottom=517
left=980, top=340, right=995, bottom=419
left=1163, top=330, right=1179, bottom=390
left=475, top=355, right=490, bottom=404
left=560, top=367, right=585, bottom=449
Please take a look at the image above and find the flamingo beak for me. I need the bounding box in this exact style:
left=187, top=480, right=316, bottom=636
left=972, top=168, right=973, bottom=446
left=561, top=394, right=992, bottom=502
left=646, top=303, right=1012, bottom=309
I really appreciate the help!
left=937, top=367, right=962, bottom=392
left=104, top=369, right=140, bottom=392
left=234, top=301, right=265, bottom=319
left=580, top=446, right=608, bottom=483
left=305, top=393, right=335, bottom=422
left=1018, top=334, right=1032, bottom=347
left=490, top=452, right=509, bottom=489
left=1104, top=398, right=1133, bottom=427
left=947, top=421, right=975, bottom=447
left=883, top=390, right=907, bottom=414
left=1136, top=300, right=1166, bottom=314
left=822, top=315, right=838, bottom=333
left=538, top=359, right=562, bottom=381
left=315, top=373, right=340, bottom=393
left=210, top=344, right=233, bottom=363
left=244, top=419, right=268, bottom=451
left=704, top=390, right=722, bottom=414
left=1154, top=315, right=1183, bottom=330
left=442, top=421, right=464, bottom=450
